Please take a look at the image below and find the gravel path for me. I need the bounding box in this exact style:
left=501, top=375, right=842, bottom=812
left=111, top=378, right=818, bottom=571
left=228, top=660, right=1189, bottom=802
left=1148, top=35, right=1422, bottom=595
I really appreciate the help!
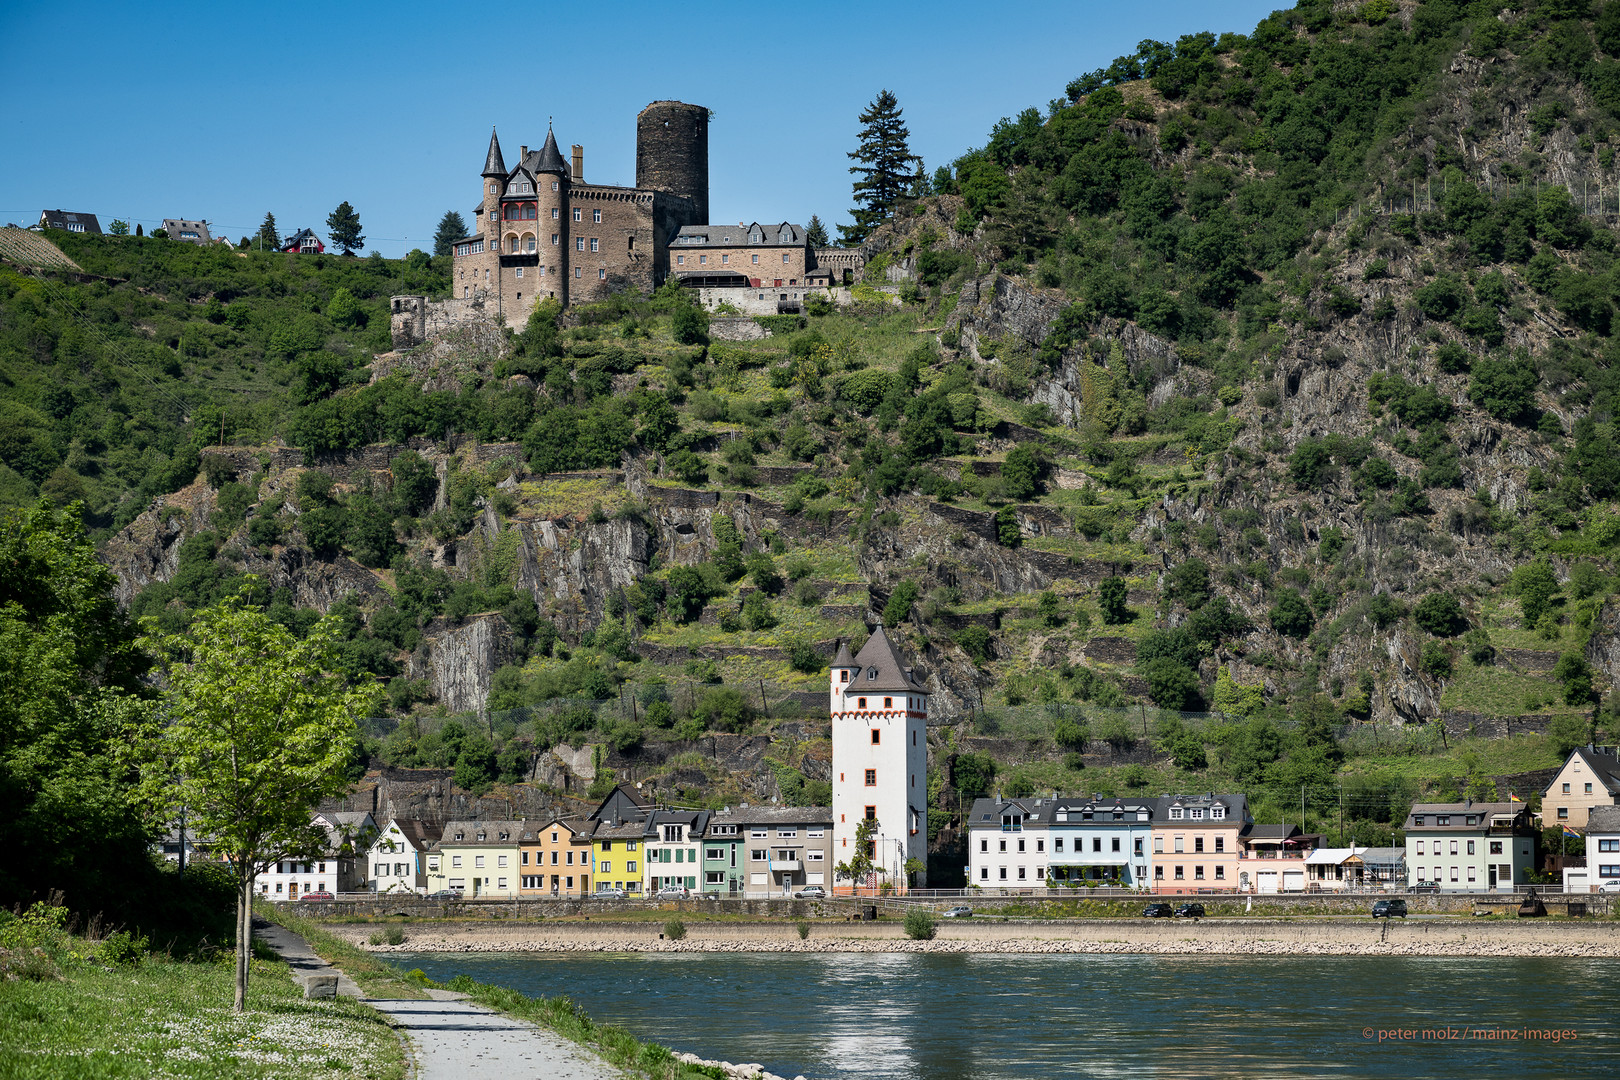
left=254, top=919, right=625, bottom=1080
left=362, top=998, right=627, bottom=1080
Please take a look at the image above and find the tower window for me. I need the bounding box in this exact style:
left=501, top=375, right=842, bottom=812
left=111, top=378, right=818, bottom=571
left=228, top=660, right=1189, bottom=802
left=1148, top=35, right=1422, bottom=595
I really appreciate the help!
left=857, top=697, right=866, bottom=709
left=884, top=697, right=892, bottom=709
left=575, top=267, right=581, bottom=278
left=783, top=253, right=790, bottom=263
left=552, top=181, right=558, bottom=191
left=593, top=209, right=602, bottom=223
left=573, top=209, right=582, bottom=222
left=515, top=267, right=523, bottom=278
left=552, top=234, right=558, bottom=245
left=576, top=237, right=585, bottom=251
left=598, top=268, right=606, bottom=279
left=871, top=730, right=880, bottom=745
left=865, top=806, right=876, bottom=821
left=677, top=255, right=684, bottom=265
left=864, top=770, right=876, bottom=786
left=590, top=238, right=599, bottom=252
left=552, top=208, right=559, bottom=219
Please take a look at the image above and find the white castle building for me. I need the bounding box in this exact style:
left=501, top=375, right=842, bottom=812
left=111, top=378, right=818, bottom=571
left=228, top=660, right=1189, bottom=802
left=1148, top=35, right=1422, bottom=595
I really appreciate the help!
left=829, top=627, right=928, bottom=891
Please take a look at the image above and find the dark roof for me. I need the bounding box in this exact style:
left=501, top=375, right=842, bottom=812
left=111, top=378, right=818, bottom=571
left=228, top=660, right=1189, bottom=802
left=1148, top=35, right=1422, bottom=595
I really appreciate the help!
left=837, top=626, right=926, bottom=697
left=527, top=129, right=568, bottom=176
left=832, top=640, right=854, bottom=667
left=382, top=818, right=443, bottom=851
left=1405, top=802, right=1528, bottom=831
left=673, top=221, right=805, bottom=248
left=587, top=782, right=651, bottom=824
left=39, top=209, right=101, bottom=233
left=283, top=228, right=320, bottom=247
left=1247, top=824, right=1305, bottom=843
left=438, top=819, right=527, bottom=846
left=706, top=806, right=832, bottom=829
left=1587, top=805, right=1620, bottom=833
left=1543, top=746, right=1620, bottom=798
left=483, top=128, right=507, bottom=177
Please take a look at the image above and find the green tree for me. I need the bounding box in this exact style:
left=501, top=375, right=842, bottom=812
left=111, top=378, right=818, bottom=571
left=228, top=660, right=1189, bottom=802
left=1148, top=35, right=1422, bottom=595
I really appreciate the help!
left=325, top=201, right=364, bottom=256
left=256, top=212, right=279, bottom=250
left=1511, top=559, right=1559, bottom=625
left=108, top=218, right=130, bottom=236
left=952, top=751, right=998, bottom=800
left=671, top=301, right=709, bottom=345
left=1098, top=576, right=1131, bottom=624
left=1269, top=591, right=1314, bottom=638
left=0, top=503, right=153, bottom=917
left=1002, top=444, right=1044, bottom=501
left=1413, top=592, right=1466, bottom=637
left=883, top=580, right=920, bottom=627
left=131, top=581, right=378, bottom=1011
left=842, top=90, right=917, bottom=245
left=1212, top=667, right=1264, bottom=718
left=433, top=210, right=469, bottom=257
left=805, top=214, right=830, bottom=247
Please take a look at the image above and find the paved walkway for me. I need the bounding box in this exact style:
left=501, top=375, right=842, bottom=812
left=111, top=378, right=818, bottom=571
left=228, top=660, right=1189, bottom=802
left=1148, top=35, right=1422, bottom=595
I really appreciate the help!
left=253, top=919, right=624, bottom=1080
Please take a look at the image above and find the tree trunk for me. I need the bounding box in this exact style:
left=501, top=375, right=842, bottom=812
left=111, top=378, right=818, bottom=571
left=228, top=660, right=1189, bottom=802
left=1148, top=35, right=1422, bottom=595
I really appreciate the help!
left=235, top=873, right=251, bottom=1012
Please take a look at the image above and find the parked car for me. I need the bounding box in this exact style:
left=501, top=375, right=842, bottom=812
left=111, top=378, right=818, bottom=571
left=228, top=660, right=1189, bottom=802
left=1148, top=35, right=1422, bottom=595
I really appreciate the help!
left=941, top=905, right=973, bottom=918
left=1410, top=880, right=1441, bottom=894
left=425, top=889, right=462, bottom=899
left=597, top=888, right=627, bottom=900
left=1372, top=898, right=1408, bottom=919
left=1142, top=903, right=1174, bottom=918
left=793, top=886, right=826, bottom=899
left=1598, top=880, right=1620, bottom=894
left=299, top=891, right=334, bottom=902
left=1173, top=902, right=1206, bottom=921
left=655, top=886, right=689, bottom=899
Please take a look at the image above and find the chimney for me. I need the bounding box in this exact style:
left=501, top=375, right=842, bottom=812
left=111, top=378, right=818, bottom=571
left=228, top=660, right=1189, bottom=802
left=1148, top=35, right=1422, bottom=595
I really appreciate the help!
left=520, top=145, right=527, bottom=158
left=572, top=144, right=584, bottom=182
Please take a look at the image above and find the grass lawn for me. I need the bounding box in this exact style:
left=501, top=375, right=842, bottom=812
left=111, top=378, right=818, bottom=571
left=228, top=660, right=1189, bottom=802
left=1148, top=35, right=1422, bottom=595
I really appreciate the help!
left=0, top=952, right=405, bottom=1080
left=1439, top=664, right=1579, bottom=717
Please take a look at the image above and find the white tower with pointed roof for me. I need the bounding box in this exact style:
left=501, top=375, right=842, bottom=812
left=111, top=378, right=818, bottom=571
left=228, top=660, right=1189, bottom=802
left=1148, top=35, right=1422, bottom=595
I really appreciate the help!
left=830, top=626, right=928, bottom=891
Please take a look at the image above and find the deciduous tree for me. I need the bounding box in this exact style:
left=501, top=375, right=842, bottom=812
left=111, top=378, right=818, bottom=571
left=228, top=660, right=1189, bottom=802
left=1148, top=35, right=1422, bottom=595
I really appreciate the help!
left=131, top=582, right=379, bottom=1011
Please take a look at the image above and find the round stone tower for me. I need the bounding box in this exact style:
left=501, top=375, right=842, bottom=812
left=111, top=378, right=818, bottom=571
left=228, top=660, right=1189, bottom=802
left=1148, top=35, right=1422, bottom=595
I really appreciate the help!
left=532, top=128, right=571, bottom=305
left=636, top=101, right=709, bottom=224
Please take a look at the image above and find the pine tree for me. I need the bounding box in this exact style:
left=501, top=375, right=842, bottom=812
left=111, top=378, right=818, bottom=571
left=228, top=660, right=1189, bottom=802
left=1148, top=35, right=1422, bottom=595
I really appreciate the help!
left=805, top=214, right=829, bottom=248
left=325, top=201, right=364, bottom=255
left=256, top=212, right=279, bottom=250
left=433, top=210, right=469, bottom=257
left=841, top=90, right=916, bottom=246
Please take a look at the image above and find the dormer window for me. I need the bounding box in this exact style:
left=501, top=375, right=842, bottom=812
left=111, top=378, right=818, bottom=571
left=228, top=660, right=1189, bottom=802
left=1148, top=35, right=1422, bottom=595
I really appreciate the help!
left=1212, top=806, right=1225, bottom=820
left=867, top=667, right=877, bottom=680
left=1191, top=809, right=1204, bottom=820
left=1413, top=816, right=1425, bottom=826
left=1169, top=808, right=1184, bottom=820
left=476, top=832, right=486, bottom=841
left=1437, top=816, right=1450, bottom=826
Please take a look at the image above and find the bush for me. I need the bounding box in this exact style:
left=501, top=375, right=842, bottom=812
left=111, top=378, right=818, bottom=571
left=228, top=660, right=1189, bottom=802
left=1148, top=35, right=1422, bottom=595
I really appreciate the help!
left=883, top=581, right=920, bottom=627
left=671, top=303, right=709, bottom=345
left=787, top=635, right=823, bottom=674
left=1419, top=640, right=1453, bottom=680
left=797, top=921, right=811, bottom=939
left=903, top=908, right=937, bottom=940
left=1098, top=577, right=1131, bottom=624
left=955, top=624, right=992, bottom=663
left=1413, top=592, right=1466, bottom=636
left=1269, top=591, right=1314, bottom=638
left=663, top=918, right=687, bottom=941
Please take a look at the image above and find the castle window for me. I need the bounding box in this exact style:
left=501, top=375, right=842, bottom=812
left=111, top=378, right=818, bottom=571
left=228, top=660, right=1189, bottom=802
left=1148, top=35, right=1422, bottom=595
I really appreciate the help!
left=783, top=253, right=790, bottom=264
left=864, top=770, right=876, bottom=786
left=721, top=254, right=728, bottom=264
left=526, top=235, right=536, bottom=253
left=590, top=238, right=599, bottom=252
left=515, top=267, right=523, bottom=278
left=552, top=208, right=559, bottom=219
left=524, top=203, right=537, bottom=220
left=884, top=697, right=892, bottom=709
left=552, top=181, right=558, bottom=191
left=593, top=209, right=602, bottom=223
left=598, top=268, right=606, bottom=279
left=752, top=254, right=759, bottom=264
left=857, top=697, right=866, bottom=709
left=552, top=234, right=559, bottom=246
left=677, top=255, right=684, bottom=266
left=573, top=209, right=582, bottom=222
left=576, top=237, right=585, bottom=251
left=699, top=254, right=706, bottom=264
left=575, top=267, right=581, bottom=278
left=628, top=236, right=635, bottom=250
left=489, top=183, right=497, bottom=194
left=489, top=211, right=497, bottom=222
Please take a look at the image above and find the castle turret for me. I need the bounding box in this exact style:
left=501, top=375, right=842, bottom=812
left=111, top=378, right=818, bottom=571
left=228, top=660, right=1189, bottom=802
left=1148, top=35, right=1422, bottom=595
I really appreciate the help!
left=532, top=127, right=570, bottom=305
left=480, top=128, right=506, bottom=224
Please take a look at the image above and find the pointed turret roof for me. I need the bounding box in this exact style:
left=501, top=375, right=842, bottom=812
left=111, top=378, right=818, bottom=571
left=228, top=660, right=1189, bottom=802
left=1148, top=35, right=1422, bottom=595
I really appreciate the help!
left=482, top=128, right=506, bottom=177
left=531, top=127, right=568, bottom=176
left=832, top=640, right=854, bottom=668
left=841, top=626, right=927, bottom=695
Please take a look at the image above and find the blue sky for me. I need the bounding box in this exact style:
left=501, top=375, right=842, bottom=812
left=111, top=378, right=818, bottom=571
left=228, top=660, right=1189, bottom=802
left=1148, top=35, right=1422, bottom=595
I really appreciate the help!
left=1, top=1, right=1283, bottom=257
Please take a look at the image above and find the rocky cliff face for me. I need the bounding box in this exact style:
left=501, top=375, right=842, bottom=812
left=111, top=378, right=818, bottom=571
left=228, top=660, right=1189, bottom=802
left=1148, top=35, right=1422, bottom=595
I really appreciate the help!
left=407, top=614, right=516, bottom=715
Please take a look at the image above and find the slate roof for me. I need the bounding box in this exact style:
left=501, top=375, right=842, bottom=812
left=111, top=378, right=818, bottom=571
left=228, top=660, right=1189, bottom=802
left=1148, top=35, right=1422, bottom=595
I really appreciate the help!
left=1405, top=802, right=1530, bottom=830
left=706, top=806, right=833, bottom=828
left=438, top=819, right=527, bottom=846
left=380, top=818, right=443, bottom=852
left=837, top=626, right=927, bottom=697
left=1543, top=746, right=1620, bottom=798
left=283, top=228, right=321, bottom=249
left=832, top=640, right=854, bottom=667
left=483, top=128, right=506, bottom=177
left=587, top=782, right=652, bottom=824
left=1586, top=804, right=1620, bottom=833
left=527, top=129, right=568, bottom=176
left=673, top=222, right=805, bottom=247
left=38, top=209, right=101, bottom=233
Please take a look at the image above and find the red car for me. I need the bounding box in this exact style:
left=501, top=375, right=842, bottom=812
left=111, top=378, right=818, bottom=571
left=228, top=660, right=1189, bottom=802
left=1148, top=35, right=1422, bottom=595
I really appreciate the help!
left=299, top=891, right=334, bottom=901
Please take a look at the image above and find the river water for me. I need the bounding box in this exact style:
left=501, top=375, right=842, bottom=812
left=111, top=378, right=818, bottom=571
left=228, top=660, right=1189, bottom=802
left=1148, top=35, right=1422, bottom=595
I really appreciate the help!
left=388, top=951, right=1619, bottom=1079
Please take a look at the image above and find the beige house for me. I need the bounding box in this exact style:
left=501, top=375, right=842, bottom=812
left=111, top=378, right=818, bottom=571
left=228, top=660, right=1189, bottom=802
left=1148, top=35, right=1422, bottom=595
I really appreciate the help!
left=1540, top=746, right=1620, bottom=830
left=426, top=820, right=524, bottom=898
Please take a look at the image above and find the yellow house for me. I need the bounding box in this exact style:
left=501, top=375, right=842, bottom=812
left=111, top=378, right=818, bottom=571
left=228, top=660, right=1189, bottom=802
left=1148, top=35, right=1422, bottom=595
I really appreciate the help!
left=1540, top=746, right=1620, bottom=830
left=428, top=820, right=524, bottom=898
left=590, top=819, right=646, bottom=895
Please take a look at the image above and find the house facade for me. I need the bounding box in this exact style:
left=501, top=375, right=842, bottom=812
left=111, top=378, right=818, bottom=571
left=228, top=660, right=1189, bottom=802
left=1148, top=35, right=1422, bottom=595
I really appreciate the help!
left=1238, top=824, right=1315, bottom=893
left=367, top=818, right=442, bottom=895
left=1150, top=794, right=1251, bottom=893
left=282, top=228, right=324, bottom=254
left=255, top=811, right=376, bottom=898
left=1540, top=746, right=1620, bottom=831
left=591, top=820, right=646, bottom=895
left=705, top=807, right=833, bottom=897
left=1404, top=801, right=1539, bottom=891
left=431, top=820, right=523, bottom=898
left=701, top=816, right=744, bottom=895
left=966, top=797, right=1044, bottom=889
left=1568, top=804, right=1620, bottom=892
left=1043, top=795, right=1157, bottom=888
left=644, top=809, right=710, bottom=894
left=830, top=628, right=928, bottom=892
left=520, top=817, right=593, bottom=896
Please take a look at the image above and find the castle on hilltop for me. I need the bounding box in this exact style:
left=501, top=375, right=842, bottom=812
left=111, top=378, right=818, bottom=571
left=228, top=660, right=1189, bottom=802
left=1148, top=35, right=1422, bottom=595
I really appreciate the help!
left=417, top=100, right=856, bottom=336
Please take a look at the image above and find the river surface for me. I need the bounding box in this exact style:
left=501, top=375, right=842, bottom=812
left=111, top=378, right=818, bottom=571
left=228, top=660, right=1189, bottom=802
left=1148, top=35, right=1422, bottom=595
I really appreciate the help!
left=388, top=951, right=1618, bottom=1079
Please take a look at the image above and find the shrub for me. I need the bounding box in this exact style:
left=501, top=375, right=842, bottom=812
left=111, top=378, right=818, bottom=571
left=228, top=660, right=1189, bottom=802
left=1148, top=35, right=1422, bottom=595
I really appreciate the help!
left=1098, top=577, right=1131, bottom=624
left=671, top=304, right=709, bottom=345
left=903, top=908, right=937, bottom=940
left=995, top=505, right=1021, bottom=546
left=955, top=624, right=992, bottom=663
left=1141, top=658, right=1201, bottom=709
left=1002, top=445, right=1045, bottom=500
left=787, top=635, right=823, bottom=674
left=1413, top=592, right=1466, bottom=636
left=663, top=918, right=687, bottom=941
left=1269, top=591, right=1314, bottom=638
left=1419, top=640, right=1453, bottom=680
left=797, top=921, right=811, bottom=940
left=883, top=581, right=920, bottom=627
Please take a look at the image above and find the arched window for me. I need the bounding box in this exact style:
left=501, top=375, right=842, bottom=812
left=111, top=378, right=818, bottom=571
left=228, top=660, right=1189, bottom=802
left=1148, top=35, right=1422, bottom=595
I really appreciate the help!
left=504, top=204, right=520, bottom=221
left=505, top=233, right=518, bottom=252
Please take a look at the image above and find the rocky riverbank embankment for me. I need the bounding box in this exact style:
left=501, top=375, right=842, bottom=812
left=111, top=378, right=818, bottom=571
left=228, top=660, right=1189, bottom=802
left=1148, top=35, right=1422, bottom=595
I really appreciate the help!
left=344, top=918, right=1620, bottom=958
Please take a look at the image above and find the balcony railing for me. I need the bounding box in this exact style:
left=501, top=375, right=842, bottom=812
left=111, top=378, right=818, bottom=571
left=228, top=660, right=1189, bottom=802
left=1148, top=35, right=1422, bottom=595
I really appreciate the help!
left=1238, top=851, right=1308, bottom=859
